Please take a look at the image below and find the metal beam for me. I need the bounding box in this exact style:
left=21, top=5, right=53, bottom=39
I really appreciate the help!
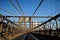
left=2, top=16, right=54, bottom=18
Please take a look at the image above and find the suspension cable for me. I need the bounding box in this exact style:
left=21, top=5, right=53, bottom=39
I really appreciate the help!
left=9, top=0, right=24, bottom=15
left=32, top=0, right=44, bottom=16
left=0, top=8, right=15, bottom=15
left=16, top=0, right=25, bottom=15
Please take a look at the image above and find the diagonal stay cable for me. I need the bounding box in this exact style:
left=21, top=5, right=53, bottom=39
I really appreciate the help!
left=9, top=0, right=23, bottom=15
left=16, top=0, right=25, bottom=16
left=0, top=8, right=15, bottom=15
left=32, top=0, right=44, bottom=16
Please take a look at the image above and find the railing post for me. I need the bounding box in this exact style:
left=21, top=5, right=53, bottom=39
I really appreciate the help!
left=49, top=22, right=52, bottom=36
left=55, top=19, right=59, bottom=34
left=55, top=19, right=58, bottom=29
left=29, top=17, right=32, bottom=30
left=0, top=17, right=3, bottom=33
left=18, top=17, right=20, bottom=26
left=43, top=24, right=46, bottom=35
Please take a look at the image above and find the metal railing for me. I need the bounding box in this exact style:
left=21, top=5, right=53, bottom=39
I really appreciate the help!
left=0, top=14, right=21, bottom=40
left=32, top=13, right=60, bottom=37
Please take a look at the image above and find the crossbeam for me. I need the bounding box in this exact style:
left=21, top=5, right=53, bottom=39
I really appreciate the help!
left=3, top=16, right=53, bottom=18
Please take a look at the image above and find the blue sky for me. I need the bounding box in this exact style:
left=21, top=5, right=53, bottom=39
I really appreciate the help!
left=0, top=0, right=60, bottom=16
left=0, top=0, right=60, bottom=22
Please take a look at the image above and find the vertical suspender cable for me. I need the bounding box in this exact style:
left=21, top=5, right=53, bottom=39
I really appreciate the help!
left=9, top=0, right=23, bottom=15
left=16, top=0, right=25, bottom=16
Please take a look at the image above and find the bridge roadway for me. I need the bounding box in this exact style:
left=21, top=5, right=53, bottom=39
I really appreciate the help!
left=13, top=33, right=38, bottom=40
left=13, top=34, right=26, bottom=40
left=13, top=33, right=60, bottom=40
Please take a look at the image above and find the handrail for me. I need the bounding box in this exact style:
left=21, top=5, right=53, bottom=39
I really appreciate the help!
left=32, top=13, right=60, bottom=30
left=0, top=14, right=17, bottom=26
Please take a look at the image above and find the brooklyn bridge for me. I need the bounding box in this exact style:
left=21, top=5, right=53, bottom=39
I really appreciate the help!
left=0, top=0, right=60, bottom=40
